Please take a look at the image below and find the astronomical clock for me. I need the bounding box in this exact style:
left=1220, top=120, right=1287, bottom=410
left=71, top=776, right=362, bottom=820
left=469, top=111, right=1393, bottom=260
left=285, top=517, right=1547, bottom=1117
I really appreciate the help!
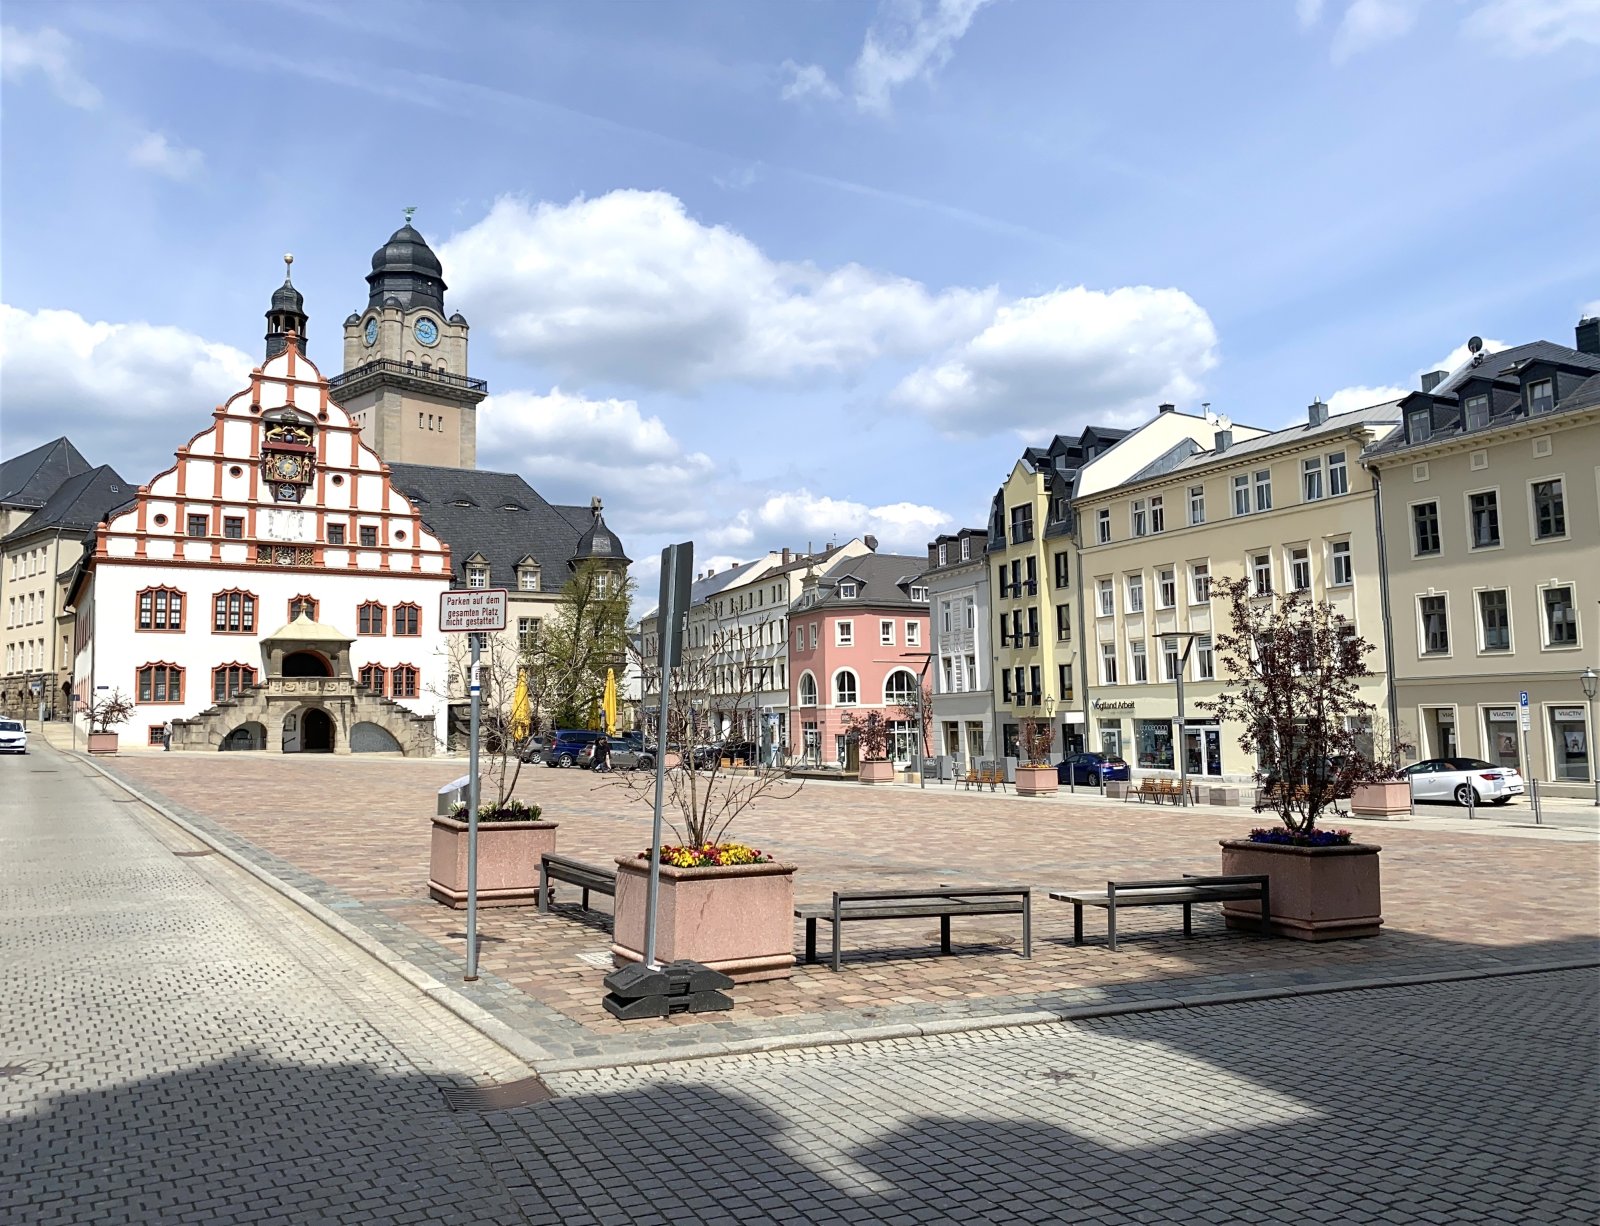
left=261, top=415, right=315, bottom=503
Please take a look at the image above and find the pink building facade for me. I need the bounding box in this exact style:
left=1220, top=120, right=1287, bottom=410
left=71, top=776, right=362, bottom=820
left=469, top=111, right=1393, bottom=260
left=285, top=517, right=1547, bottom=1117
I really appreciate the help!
left=787, top=553, right=931, bottom=767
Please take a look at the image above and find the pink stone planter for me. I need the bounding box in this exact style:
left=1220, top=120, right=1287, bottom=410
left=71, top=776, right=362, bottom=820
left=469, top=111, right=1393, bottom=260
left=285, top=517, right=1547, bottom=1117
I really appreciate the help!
left=611, top=857, right=798, bottom=983
left=428, top=815, right=558, bottom=908
left=86, top=732, right=119, bottom=755
left=1014, top=765, right=1058, bottom=797
left=1351, top=781, right=1411, bottom=817
left=1219, top=838, right=1383, bottom=941
left=857, top=759, right=895, bottom=785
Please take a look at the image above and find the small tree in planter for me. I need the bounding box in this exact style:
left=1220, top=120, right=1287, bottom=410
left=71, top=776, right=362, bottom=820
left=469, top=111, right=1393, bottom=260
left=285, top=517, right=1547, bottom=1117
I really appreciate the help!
left=1202, top=576, right=1388, bottom=940
left=1015, top=719, right=1058, bottom=796
left=843, top=710, right=894, bottom=783
left=604, top=630, right=804, bottom=981
left=84, top=690, right=135, bottom=754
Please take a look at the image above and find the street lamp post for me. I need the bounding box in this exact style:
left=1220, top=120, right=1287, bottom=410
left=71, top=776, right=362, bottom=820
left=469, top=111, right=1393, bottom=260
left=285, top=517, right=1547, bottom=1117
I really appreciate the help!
left=1167, top=632, right=1203, bottom=808
left=1581, top=666, right=1598, bottom=807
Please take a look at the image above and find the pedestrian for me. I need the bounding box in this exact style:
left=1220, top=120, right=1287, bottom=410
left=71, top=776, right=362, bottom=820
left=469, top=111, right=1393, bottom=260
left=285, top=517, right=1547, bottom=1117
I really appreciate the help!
left=593, top=734, right=611, bottom=773
left=161, top=722, right=171, bottom=752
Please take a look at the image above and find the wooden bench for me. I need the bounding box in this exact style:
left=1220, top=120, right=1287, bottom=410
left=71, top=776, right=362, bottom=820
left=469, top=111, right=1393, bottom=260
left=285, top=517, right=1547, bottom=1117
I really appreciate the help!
left=796, top=886, right=1032, bottom=971
left=964, top=760, right=1008, bottom=792
left=537, top=853, right=618, bottom=915
left=1048, top=874, right=1270, bottom=951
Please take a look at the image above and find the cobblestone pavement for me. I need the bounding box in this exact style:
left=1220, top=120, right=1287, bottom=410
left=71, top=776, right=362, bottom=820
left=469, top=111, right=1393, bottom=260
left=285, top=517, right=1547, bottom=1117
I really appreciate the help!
left=4, top=750, right=1597, bottom=1223
left=91, top=749, right=1599, bottom=1062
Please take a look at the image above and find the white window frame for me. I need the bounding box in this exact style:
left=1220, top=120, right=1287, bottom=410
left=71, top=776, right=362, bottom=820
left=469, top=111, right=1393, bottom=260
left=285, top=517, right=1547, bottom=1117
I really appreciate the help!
left=1157, top=568, right=1176, bottom=610
left=1528, top=476, right=1568, bottom=543
left=1527, top=379, right=1555, bottom=415
left=835, top=619, right=853, bottom=646
left=1417, top=592, right=1452, bottom=658
left=937, top=543, right=947, bottom=566
left=1196, top=635, right=1215, bottom=681
left=880, top=619, right=895, bottom=646
left=1251, top=553, right=1273, bottom=596
left=1160, top=640, right=1180, bottom=683
left=798, top=671, right=818, bottom=706
left=1474, top=586, right=1513, bottom=655
left=1150, top=495, right=1165, bottom=533
left=832, top=668, right=859, bottom=706
left=1409, top=498, right=1442, bottom=558
left=1125, top=573, right=1144, bottom=614
left=1188, top=484, right=1205, bottom=525
left=1289, top=545, right=1311, bottom=592
left=1129, top=640, right=1148, bottom=684
left=809, top=624, right=818, bottom=650
left=1329, top=540, right=1353, bottom=587
left=1537, top=580, right=1580, bottom=651
left=1466, top=485, right=1503, bottom=551
left=960, top=537, right=971, bottom=560
left=1190, top=560, right=1211, bottom=604
left=906, top=620, right=921, bottom=646
left=1327, top=450, right=1349, bottom=497
left=1302, top=457, right=1324, bottom=503
left=1097, top=578, right=1114, bottom=618
left=1253, top=469, right=1273, bottom=512
left=838, top=581, right=858, bottom=599
left=1131, top=499, right=1147, bottom=538
left=1232, top=474, right=1250, bottom=517
left=1096, top=508, right=1111, bottom=544
left=1100, top=641, right=1119, bottom=685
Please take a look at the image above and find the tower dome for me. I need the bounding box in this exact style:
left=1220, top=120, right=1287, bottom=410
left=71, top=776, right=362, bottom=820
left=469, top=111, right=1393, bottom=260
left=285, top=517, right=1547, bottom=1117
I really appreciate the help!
left=265, top=254, right=308, bottom=360
left=366, top=220, right=447, bottom=314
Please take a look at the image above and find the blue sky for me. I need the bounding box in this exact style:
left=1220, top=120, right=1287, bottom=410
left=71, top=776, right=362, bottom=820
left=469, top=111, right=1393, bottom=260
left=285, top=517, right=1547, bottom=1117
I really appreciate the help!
left=3, top=0, right=1597, bottom=589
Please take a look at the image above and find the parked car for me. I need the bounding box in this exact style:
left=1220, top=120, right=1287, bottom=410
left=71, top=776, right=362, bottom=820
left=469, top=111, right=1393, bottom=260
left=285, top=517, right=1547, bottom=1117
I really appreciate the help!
left=543, top=729, right=606, bottom=768
left=577, top=740, right=656, bottom=771
left=0, top=718, right=27, bottom=754
left=516, top=733, right=550, bottom=764
left=1400, top=757, right=1524, bottom=806
left=1057, top=752, right=1130, bottom=784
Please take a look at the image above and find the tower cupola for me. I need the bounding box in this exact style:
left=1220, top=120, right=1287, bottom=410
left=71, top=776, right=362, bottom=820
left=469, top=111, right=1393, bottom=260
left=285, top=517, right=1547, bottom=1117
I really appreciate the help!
left=265, top=253, right=308, bottom=359
left=365, top=216, right=446, bottom=314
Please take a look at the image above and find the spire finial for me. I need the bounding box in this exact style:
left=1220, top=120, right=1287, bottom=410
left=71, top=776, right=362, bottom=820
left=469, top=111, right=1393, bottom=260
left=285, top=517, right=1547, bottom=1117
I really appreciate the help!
left=402, top=206, right=417, bottom=225
left=283, top=253, right=294, bottom=282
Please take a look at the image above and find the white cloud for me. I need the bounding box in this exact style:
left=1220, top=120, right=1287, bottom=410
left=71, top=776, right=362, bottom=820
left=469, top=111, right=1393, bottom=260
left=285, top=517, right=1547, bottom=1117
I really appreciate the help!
left=853, top=0, right=995, bottom=115
left=1323, top=384, right=1410, bottom=416
left=441, top=191, right=997, bottom=391
left=1330, top=0, right=1427, bottom=62
left=709, top=489, right=953, bottom=556
left=476, top=387, right=717, bottom=530
left=0, top=305, right=253, bottom=485
left=128, top=130, right=204, bottom=181
left=0, top=25, right=101, bottom=109
left=890, top=286, right=1219, bottom=436
left=1297, top=0, right=1328, bottom=24
left=780, top=60, right=842, bottom=103
left=1462, top=0, right=1600, bottom=55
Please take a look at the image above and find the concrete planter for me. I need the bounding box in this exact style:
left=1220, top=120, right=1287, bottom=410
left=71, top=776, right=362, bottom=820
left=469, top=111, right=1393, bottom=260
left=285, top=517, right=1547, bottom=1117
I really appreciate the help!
left=1351, top=781, right=1411, bottom=818
left=1207, top=784, right=1242, bottom=807
left=1219, top=838, right=1382, bottom=941
left=1104, top=780, right=1130, bottom=800
left=428, top=815, right=558, bottom=908
left=857, top=759, right=895, bottom=784
left=1015, top=765, right=1058, bottom=797
left=611, top=857, right=798, bottom=983
left=86, top=732, right=119, bottom=754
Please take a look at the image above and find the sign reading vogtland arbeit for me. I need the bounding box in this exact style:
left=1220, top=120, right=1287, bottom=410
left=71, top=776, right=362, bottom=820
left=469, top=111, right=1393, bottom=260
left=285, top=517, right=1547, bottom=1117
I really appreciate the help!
left=439, top=589, right=508, bottom=633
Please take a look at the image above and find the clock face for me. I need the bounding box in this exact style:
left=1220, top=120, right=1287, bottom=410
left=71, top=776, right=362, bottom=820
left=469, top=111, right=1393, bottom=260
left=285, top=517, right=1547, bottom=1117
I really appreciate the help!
left=414, top=317, right=439, bottom=346
left=364, top=318, right=378, bottom=346
left=265, top=452, right=309, bottom=482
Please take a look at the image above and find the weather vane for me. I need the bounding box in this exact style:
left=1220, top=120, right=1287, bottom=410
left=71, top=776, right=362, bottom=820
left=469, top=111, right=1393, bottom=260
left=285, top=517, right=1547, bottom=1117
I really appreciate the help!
left=403, top=206, right=417, bottom=224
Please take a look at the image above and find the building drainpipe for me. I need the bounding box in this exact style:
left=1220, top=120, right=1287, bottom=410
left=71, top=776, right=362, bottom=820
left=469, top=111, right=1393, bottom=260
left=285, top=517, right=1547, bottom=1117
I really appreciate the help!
left=1367, top=465, right=1401, bottom=745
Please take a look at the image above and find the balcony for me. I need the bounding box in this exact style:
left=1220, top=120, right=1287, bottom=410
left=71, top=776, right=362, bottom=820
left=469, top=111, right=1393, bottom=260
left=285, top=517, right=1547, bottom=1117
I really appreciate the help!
left=328, top=359, right=489, bottom=402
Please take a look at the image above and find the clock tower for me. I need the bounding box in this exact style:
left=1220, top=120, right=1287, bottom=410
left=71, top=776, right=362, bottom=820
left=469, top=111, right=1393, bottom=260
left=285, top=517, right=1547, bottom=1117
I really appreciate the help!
left=330, top=217, right=487, bottom=469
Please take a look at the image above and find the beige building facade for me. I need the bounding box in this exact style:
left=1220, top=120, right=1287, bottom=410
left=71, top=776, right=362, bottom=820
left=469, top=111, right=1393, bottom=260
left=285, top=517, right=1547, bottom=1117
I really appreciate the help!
left=1364, top=328, right=1600, bottom=798
left=1075, top=401, right=1398, bottom=781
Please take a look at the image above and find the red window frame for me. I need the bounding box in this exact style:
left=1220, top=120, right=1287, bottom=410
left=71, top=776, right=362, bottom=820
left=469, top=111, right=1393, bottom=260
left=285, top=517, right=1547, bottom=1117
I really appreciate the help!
left=358, top=602, right=387, bottom=635
left=288, top=595, right=318, bottom=621
left=391, top=664, right=419, bottom=698
left=393, top=603, right=421, bottom=636
left=359, top=664, right=388, bottom=695
left=213, top=589, right=257, bottom=634
left=136, top=663, right=184, bottom=704
left=136, top=586, right=185, bottom=632
left=212, top=663, right=257, bottom=702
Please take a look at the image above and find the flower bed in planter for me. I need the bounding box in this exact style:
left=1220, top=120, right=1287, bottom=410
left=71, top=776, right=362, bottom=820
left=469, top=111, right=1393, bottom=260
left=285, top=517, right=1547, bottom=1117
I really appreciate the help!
left=1015, top=765, right=1057, bottom=797
left=857, top=759, right=894, bottom=784
left=1220, top=832, right=1382, bottom=941
left=428, top=802, right=558, bottom=909
left=611, top=845, right=797, bottom=983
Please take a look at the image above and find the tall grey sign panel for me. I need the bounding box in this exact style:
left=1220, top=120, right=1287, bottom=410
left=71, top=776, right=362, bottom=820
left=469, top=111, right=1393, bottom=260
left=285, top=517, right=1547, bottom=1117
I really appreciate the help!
left=657, top=542, right=693, bottom=671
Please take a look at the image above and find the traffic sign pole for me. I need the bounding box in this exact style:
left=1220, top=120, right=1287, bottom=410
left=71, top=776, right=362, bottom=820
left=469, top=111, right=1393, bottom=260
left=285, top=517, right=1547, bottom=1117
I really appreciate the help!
left=1519, top=691, right=1541, bottom=825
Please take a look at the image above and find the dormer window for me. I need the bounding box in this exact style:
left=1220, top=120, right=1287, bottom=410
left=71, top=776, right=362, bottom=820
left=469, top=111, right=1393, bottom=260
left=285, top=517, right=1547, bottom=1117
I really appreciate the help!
left=937, top=543, right=947, bottom=566
left=1408, top=408, right=1432, bottom=443
left=960, top=537, right=970, bottom=560
left=518, top=567, right=540, bottom=592
left=467, top=565, right=488, bottom=589
left=910, top=586, right=929, bottom=602
left=1527, top=379, right=1554, bottom=415
left=838, top=582, right=858, bottom=599
left=1464, top=394, right=1489, bottom=431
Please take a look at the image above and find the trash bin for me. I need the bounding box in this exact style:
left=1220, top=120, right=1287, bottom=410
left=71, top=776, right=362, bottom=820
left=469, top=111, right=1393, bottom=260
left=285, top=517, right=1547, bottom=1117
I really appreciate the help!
left=437, top=774, right=471, bottom=816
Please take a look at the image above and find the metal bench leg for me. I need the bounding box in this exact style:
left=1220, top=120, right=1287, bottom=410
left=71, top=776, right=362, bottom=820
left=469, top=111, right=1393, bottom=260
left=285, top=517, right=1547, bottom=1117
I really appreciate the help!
left=1073, top=903, right=1083, bottom=945
left=1107, top=886, right=1118, bottom=952
left=940, top=915, right=952, bottom=955
left=805, top=918, right=817, bottom=965
left=538, top=862, right=549, bottom=914
left=831, top=897, right=843, bottom=972
left=1184, top=902, right=1192, bottom=937
left=1022, top=892, right=1032, bottom=959
left=581, top=887, right=590, bottom=911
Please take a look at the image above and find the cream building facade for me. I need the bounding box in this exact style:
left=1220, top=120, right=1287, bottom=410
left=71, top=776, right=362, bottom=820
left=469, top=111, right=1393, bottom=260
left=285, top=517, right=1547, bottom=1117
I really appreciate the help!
left=1363, top=325, right=1600, bottom=798
left=924, top=528, right=993, bottom=766
left=1075, top=401, right=1398, bottom=781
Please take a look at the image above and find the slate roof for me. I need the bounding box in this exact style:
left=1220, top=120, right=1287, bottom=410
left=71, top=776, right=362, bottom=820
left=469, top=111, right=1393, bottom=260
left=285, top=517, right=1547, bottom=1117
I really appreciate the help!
left=1, top=465, right=130, bottom=545
left=0, top=437, right=93, bottom=509
left=1126, top=401, right=1402, bottom=486
left=1431, top=341, right=1600, bottom=398
left=794, top=550, right=929, bottom=613
left=386, top=463, right=624, bottom=589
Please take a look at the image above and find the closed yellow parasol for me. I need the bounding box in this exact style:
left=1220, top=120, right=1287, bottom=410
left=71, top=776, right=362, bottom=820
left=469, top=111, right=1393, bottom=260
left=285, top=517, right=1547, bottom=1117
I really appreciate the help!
left=510, top=670, right=531, bottom=742
left=603, top=668, right=617, bottom=735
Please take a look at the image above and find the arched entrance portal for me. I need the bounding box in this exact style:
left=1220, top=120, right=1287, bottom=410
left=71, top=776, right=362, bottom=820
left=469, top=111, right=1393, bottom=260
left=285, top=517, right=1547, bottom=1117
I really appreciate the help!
left=300, top=708, right=335, bottom=753
left=283, top=650, right=332, bottom=677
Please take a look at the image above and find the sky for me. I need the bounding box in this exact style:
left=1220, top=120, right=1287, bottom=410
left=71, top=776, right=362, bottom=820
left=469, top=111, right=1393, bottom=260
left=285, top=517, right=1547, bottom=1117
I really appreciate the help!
left=2, top=0, right=1597, bottom=600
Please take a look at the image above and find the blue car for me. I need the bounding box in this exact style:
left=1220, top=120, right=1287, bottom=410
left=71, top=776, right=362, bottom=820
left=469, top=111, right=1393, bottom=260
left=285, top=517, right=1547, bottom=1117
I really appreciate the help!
left=543, top=729, right=605, bottom=768
left=1057, top=752, right=1131, bottom=785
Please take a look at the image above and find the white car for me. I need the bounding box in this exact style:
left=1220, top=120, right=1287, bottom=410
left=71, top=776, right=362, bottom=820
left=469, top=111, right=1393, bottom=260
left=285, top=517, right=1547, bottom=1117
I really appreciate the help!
left=1401, top=757, right=1524, bottom=806
left=0, top=718, right=28, bottom=754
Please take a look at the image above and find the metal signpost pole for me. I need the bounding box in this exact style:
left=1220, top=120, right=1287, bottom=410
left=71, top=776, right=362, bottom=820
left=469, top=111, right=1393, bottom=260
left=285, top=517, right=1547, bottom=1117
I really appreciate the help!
left=1519, top=690, right=1541, bottom=826
left=645, top=542, right=693, bottom=971
left=465, top=631, right=482, bottom=981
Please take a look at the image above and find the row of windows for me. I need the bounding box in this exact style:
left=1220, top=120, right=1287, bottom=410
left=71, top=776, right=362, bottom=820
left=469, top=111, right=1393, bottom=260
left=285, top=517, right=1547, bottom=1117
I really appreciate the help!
left=1409, top=478, right=1567, bottom=557
left=796, top=668, right=920, bottom=708
left=134, top=661, right=423, bottom=703
left=8, top=546, right=49, bottom=580
left=1092, top=543, right=1353, bottom=616
left=711, top=580, right=789, bottom=619
left=132, top=589, right=422, bottom=635
left=1416, top=583, right=1579, bottom=658
left=1090, top=450, right=1351, bottom=544
left=177, top=514, right=389, bottom=547
left=1098, top=636, right=1218, bottom=686
left=6, top=592, right=48, bottom=627
left=1406, top=380, right=1554, bottom=443
left=5, top=638, right=48, bottom=674
left=934, top=538, right=975, bottom=566
left=794, top=618, right=924, bottom=650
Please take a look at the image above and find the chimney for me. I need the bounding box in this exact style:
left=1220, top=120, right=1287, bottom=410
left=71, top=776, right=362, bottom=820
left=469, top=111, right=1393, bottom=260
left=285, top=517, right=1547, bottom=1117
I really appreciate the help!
left=1308, top=399, right=1329, bottom=427
left=864, top=534, right=879, bottom=552
left=1157, top=402, right=1175, bottom=414
left=1213, top=428, right=1233, bottom=452
left=781, top=547, right=792, bottom=564
left=1420, top=370, right=1447, bottom=392
left=1578, top=316, right=1600, bottom=356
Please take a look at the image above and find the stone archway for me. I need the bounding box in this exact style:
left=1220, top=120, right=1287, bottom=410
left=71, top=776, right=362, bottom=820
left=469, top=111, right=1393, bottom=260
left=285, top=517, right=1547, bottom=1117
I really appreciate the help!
left=301, top=708, right=335, bottom=752
left=220, top=721, right=266, bottom=751
left=283, top=650, right=332, bottom=678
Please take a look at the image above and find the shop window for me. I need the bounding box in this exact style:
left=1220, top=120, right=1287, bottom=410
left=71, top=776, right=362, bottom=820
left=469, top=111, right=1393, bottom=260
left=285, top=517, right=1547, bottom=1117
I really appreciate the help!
left=1134, top=718, right=1174, bottom=770
left=1549, top=707, right=1590, bottom=781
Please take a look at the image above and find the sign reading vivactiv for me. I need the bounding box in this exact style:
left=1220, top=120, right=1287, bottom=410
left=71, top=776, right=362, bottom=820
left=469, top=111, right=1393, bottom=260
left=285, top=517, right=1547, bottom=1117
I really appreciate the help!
left=439, top=589, right=508, bottom=633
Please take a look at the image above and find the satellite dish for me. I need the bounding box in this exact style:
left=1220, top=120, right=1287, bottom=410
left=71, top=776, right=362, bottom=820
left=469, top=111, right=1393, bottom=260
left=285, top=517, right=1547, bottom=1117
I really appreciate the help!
left=1467, top=336, right=1483, bottom=355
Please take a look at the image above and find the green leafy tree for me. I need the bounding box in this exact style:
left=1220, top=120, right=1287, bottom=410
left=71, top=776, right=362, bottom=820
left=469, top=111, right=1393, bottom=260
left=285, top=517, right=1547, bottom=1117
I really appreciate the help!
left=537, top=560, right=633, bottom=729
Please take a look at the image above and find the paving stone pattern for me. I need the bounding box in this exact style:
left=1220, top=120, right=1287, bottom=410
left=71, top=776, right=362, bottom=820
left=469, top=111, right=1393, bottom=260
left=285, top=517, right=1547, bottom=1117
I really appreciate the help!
left=98, top=753, right=1600, bottom=1061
